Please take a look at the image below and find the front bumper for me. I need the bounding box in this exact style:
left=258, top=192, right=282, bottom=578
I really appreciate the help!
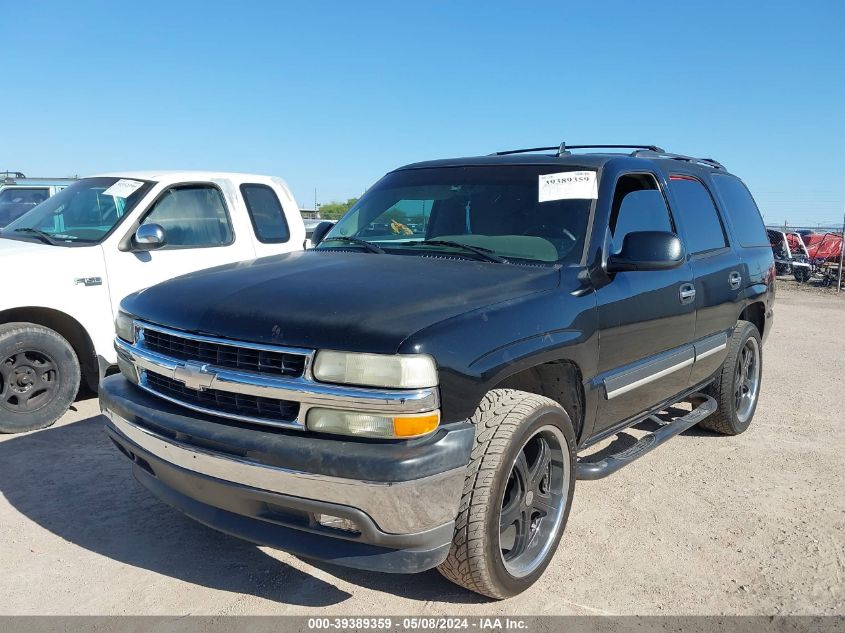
left=100, top=375, right=473, bottom=573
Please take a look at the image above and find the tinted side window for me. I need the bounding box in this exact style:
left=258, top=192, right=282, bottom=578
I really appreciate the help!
left=711, top=174, right=768, bottom=247
left=610, top=174, right=673, bottom=252
left=669, top=177, right=727, bottom=253
left=143, top=185, right=233, bottom=248
left=241, top=184, right=290, bottom=243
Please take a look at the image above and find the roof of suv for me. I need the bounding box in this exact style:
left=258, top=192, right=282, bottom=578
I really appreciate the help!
left=397, top=145, right=733, bottom=178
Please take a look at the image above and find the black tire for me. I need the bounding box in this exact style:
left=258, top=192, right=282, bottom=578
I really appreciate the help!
left=0, top=322, right=80, bottom=434
left=437, top=389, right=576, bottom=599
left=700, top=320, right=762, bottom=435
left=793, top=267, right=811, bottom=283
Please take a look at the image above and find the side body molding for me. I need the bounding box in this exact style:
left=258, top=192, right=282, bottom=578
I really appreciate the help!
left=601, top=330, right=730, bottom=401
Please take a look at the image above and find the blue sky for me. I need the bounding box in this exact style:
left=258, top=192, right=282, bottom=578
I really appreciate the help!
left=5, top=1, right=844, bottom=226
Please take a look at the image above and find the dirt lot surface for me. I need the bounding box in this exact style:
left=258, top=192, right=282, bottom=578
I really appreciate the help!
left=2, top=284, right=843, bottom=616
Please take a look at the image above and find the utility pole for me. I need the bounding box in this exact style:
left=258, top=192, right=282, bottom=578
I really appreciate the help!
left=837, top=208, right=844, bottom=294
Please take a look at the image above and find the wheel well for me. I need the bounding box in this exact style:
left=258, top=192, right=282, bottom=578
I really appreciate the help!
left=739, top=301, right=766, bottom=337
left=0, top=307, right=98, bottom=390
left=494, top=360, right=585, bottom=439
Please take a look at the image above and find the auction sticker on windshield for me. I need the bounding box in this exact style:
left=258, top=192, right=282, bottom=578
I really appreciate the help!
left=538, top=170, right=598, bottom=202
left=102, top=179, right=145, bottom=199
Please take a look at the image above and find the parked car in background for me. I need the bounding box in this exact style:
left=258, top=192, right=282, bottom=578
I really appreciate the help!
left=0, top=171, right=304, bottom=433
left=767, top=228, right=811, bottom=281
left=102, top=144, right=774, bottom=598
left=0, top=171, right=76, bottom=227
left=303, top=217, right=334, bottom=247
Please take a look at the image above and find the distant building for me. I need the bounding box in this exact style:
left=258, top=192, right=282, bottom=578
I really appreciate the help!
left=300, top=208, right=321, bottom=219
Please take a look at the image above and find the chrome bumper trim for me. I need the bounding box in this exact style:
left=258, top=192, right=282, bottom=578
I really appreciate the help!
left=104, top=409, right=465, bottom=534
left=115, top=338, right=440, bottom=423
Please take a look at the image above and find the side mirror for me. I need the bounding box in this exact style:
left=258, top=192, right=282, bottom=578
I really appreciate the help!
left=134, top=223, right=167, bottom=251
left=310, top=221, right=335, bottom=246
left=607, top=231, right=685, bottom=272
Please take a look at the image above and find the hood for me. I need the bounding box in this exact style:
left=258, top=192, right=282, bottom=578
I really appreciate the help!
left=0, top=237, right=106, bottom=311
left=0, top=236, right=58, bottom=257
left=123, top=250, right=561, bottom=354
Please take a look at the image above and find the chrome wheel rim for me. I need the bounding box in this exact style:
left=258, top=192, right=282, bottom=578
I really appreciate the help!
left=734, top=337, right=760, bottom=424
left=498, top=424, right=569, bottom=578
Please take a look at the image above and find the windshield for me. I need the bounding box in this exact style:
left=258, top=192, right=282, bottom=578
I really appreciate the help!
left=322, top=166, right=594, bottom=263
left=1, top=177, right=152, bottom=245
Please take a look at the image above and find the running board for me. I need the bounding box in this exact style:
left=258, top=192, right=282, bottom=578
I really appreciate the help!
left=576, top=394, right=717, bottom=480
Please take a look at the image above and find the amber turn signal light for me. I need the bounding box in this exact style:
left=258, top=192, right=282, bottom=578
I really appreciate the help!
left=392, top=412, right=441, bottom=438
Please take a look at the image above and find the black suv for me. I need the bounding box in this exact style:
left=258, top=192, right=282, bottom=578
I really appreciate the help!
left=101, top=144, right=775, bottom=598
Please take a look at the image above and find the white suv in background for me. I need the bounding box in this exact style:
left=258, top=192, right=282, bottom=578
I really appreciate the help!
left=0, top=171, right=305, bottom=432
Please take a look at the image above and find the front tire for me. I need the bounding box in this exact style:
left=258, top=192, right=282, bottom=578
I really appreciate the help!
left=0, top=323, right=80, bottom=434
left=437, top=389, right=576, bottom=599
left=700, top=320, right=762, bottom=435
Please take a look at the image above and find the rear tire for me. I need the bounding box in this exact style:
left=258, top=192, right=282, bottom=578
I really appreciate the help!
left=0, top=323, right=80, bottom=434
left=700, top=320, right=762, bottom=435
left=437, top=389, right=576, bottom=599
left=793, top=267, right=811, bottom=283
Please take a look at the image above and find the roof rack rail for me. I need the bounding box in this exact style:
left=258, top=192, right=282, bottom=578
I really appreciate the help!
left=491, top=143, right=664, bottom=157
left=1, top=171, right=26, bottom=179
left=631, top=150, right=725, bottom=170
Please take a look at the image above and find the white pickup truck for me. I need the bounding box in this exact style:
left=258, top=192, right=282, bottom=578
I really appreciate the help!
left=0, top=171, right=305, bottom=433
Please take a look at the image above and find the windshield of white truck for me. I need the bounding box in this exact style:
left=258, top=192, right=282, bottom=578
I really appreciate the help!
left=321, top=165, right=595, bottom=264
left=0, top=177, right=153, bottom=245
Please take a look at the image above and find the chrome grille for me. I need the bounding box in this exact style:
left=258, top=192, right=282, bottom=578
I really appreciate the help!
left=141, top=327, right=306, bottom=378
left=144, top=372, right=300, bottom=424
left=116, top=322, right=438, bottom=430
left=130, top=322, right=313, bottom=428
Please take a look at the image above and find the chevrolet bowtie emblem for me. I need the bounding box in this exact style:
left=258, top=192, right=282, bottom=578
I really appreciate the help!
left=173, top=361, right=216, bottom=391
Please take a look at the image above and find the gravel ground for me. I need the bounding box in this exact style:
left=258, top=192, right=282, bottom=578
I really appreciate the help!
left=1, top=284, right=843, bottom=616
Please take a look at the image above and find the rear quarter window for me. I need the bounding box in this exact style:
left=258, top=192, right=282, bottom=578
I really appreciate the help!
left=711, top=174, right=769, bottom=247
left=669, top=176, right=728, bottom=254
left=240, top=183, right=290, bottom=243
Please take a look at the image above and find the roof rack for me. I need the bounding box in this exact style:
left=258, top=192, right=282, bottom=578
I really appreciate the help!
left=489, top=143, right=726, bottom=170
left=491, top=143, right=664, bottom=157
left=630, top=150, right=725, bottom=170
left=2, top=171, right=26, bottom=180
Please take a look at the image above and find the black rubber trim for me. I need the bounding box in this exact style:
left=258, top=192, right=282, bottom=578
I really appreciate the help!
left=100, top=374, right=475, bottom=483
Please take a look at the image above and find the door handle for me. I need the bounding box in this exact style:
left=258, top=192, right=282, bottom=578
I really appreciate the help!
left=679, top=283, right=696, bottom=304
left=729, top=271, right=742, bottom=289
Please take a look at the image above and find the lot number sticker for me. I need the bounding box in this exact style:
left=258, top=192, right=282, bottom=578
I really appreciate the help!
left=538, top=171, right=598, bottom=202
left=102, top=179, right=145, bottom=199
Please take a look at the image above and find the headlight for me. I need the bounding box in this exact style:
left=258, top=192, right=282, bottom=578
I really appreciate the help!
left=115, top=310, right=136, bottom=343
left=312, top=351, right=438, bottom=388
left=306, top=408, right=440, bottom=439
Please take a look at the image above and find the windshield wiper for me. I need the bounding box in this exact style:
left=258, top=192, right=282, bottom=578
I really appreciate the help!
left=10, top=228, right=59, bottom=245
left=408, top=239, right=507, bottom=263
left=321, top=236, right=385, bottom=254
